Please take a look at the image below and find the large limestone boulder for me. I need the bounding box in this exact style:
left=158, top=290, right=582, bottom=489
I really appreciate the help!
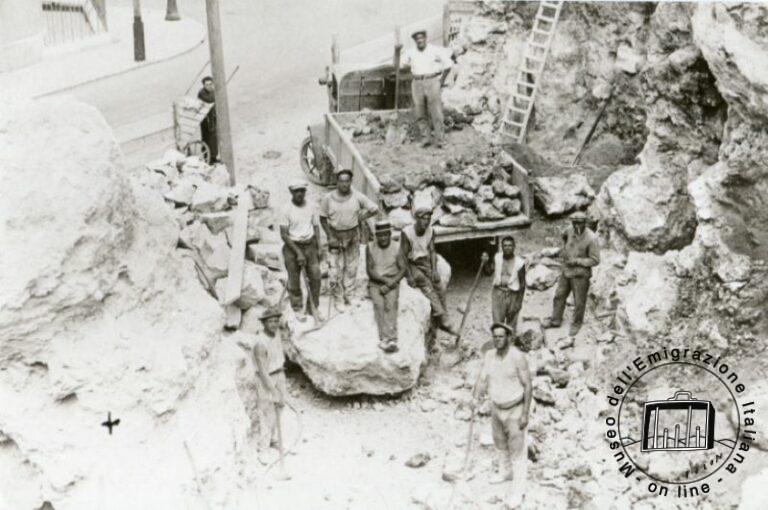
left=533, top=174, right=595, bottom=217
left=0, top=99, right=260, bottom=510
left=592, top=144, right=697, bottom=253
left=286, top=284, right=431, bottom=396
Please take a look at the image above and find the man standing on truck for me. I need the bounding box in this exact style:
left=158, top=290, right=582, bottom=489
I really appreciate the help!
left=320, top=168, right=379, bottom=310
left=280, top=179, right=323, bottom=322
left=542, top=211, right=600, bottom=336
left=400, top=206, right=459, bottom=337
left=197, top=76, right=218, bottom=164
left=491, top=236, right=527, bottom=333
left=472, top=322, right=532, bottom=500
left=402, top=30, right=454, bottom=149
left=366, top=220, right=407, bottom=353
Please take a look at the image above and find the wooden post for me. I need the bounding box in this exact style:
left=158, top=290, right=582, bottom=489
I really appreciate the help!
left=205, top=0, right=236, bottom=185
left=132, top=0, right=146, bottom=62
left=166, top=0, right=181, bottom=21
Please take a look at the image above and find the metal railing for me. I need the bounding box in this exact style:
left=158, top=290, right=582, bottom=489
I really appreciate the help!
left=42, top=0, right=107, bottom=47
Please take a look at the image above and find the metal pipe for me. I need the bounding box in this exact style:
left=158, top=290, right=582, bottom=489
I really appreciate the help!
left=652, top=408, right=659, bottom=449
left=166, top=0, right=181, bottom=21
left=133, top=0, right=146, bottom=61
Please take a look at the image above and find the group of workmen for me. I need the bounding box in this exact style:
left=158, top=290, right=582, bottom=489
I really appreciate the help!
left=251, top=169, right=601, bottom=496
left=243, top=27, right=603, bottom=503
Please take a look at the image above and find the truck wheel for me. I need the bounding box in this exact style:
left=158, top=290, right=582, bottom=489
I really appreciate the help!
left=184, top=140, right=210, bottom=164
left=300, top=136, right=325, bottom=186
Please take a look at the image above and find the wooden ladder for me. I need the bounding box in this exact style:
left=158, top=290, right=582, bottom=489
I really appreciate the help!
left=500, top=1, right=564, bottom=144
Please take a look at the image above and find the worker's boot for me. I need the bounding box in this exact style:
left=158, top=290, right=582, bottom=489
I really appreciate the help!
left=569, top=322, right=582, bottom=336
left=542, top=317, right=561, bottom=329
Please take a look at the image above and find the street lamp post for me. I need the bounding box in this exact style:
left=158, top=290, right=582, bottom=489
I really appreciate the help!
left=132, top=0, right=146, bottom=61
left=165, top=0, right=181, bottom=21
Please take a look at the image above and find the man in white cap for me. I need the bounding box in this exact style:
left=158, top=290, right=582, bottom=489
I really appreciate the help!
left=319, top=168, right=379, bottom=310
left=402, top=29, right=454, bottom=148
left=472, top=322, right=531, bottom=498
left=400, top=206, right=458, bottom=336
left=366, top=219, right=407, bottom=352
left=280, top=179, right=322, bottom=322
left=542, top=211, right=600, bottom=336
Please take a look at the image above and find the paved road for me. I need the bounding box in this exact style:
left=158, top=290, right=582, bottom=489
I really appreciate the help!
left=103, top=0, right=443, bottom=169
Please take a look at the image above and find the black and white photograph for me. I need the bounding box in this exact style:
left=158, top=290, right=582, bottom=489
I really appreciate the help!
left=0, top=0, right=766, bottom=508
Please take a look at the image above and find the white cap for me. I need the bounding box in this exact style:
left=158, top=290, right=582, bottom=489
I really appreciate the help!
left=288, top=179, right=308, bottom=191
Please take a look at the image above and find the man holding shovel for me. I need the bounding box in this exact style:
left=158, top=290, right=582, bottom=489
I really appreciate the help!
left=472, top=323, right=532, bottom=497
left=280, top=179, right=323, bottom=323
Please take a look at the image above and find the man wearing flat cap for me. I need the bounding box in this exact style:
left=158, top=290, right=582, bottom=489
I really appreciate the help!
left=472, top=322, right=531, bottom=496
left=402, top=29, right=454, bottom=148
left=366, top=220, right=407, bottom=352
left=400, top=206, right=459, bottom=336
left=252, top=307, right=288, bottom=454
left=320, top=168, right=379, bottom=310
left=280, top=179, right=322, bottom=322
left=543, top=211, right=600, bottom=336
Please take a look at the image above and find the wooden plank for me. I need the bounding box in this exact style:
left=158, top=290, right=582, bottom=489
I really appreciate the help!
left=223, top=190, right=253, bottom=305
left=224, top=305, right=242, bottom=330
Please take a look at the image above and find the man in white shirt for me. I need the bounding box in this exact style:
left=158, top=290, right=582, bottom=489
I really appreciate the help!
left=402, top=30, right=454, bottom=148
left=491, top=236, right=527, bottom=333
left=319, top=168, right=379, bottom=309
left=280, top=179, right=322, bottom=321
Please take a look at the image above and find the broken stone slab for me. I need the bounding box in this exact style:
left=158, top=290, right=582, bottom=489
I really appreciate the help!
left=378, top=174, right=402, bottom=193
left=517, top=318, right=545, bottom=351
left=533, top=174, right=596, bottom=217
left=247, top=242, right=283, bottom=270
left=412, top=186, right=442, bottom=211
left=438, top=210, right=477, bottom=228
left=199, top=211, right=232, bottom=234
left=236, top=261, right=268, bottom=309
left=492, top=179, right=520, bottom=198
left=460, top=170, right=482, bottom=191
left=285, top=283, right=430, bottom=395
left=444, top=202, right=468, bottom=214
left=209, top=163, right=230, bottom=187
left=164, top=179, right=197, bottom=206
left=477, top=184, right=495, bottom=202
left=615, top=43, right=643, bottom=74
left=476, top=201, right=505, bottom=221
left=381, top=189, right=410, bottom=209
left=443, top=186, right=476, bottom=208
left=526, top=263, right=560, bottom=291
left=191, top=182, right=233, bottom=213
left=248, top=185, right=270, bottom=209
left=405, top=452, right=431, bottom=468
left=387, top=207, right=415, bottom=231
left=492, top=197, right=521, bottom=216
left=179, top=221, right=230, bottom=280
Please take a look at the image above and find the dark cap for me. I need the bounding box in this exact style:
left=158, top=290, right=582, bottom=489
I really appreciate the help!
left=260, top=307, right=282, bottom=321
left=337, top=168, right=353, bottom=178
left=411, top=30, right=427, bottom=40
left=490, top=322, right=515, bottom=335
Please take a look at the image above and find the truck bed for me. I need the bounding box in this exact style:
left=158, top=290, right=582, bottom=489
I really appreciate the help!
left=320, top=111, right=533, bottom=244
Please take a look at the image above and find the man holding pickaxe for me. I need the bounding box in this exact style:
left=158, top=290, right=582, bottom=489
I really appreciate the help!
left=472, top=323, right=532, bottom=499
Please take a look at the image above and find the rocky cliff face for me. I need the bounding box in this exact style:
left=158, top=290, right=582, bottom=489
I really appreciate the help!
left=0, top=99, right=260, bottom=509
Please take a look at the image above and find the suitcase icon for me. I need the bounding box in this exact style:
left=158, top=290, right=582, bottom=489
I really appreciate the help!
left=641, top=391, right=715, bottom=451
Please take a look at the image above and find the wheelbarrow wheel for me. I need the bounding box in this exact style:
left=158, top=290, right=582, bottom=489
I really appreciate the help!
left=184, top=140, right=211, bottom=164
left=299, top=136, right=326, bottom=186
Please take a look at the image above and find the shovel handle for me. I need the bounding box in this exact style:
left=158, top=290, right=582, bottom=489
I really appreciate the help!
left=455, top=258, right=487, bottom=346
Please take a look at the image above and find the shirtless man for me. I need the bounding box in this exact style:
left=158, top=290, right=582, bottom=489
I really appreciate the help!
left=473, top=322, right=532, bottom=498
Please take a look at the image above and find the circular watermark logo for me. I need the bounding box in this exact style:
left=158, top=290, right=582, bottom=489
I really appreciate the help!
left=604, top=348, right=757, bottom=498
